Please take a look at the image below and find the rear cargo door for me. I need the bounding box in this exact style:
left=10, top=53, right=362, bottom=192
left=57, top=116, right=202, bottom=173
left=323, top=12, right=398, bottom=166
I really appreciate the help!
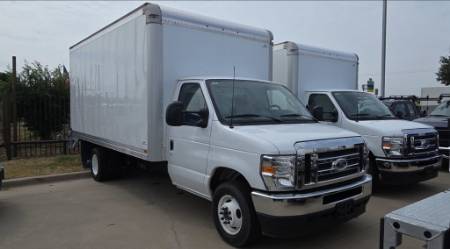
left=167, top=81, right=212, bottom=196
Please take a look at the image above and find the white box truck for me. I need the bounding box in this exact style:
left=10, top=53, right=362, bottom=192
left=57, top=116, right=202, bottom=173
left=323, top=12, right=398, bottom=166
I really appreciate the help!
left=273, top=41, right=441, bottom=186
left=70, top=4, right=372, bottom=246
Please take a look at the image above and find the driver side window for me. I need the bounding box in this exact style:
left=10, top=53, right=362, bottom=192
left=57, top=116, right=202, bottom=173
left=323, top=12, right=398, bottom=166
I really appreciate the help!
left=308, top=94, right=338, bottom=122
left=178, top=83, right=208, bottom=127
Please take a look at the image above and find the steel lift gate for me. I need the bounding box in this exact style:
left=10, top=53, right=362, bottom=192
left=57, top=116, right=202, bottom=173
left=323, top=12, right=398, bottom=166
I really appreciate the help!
left=380, top=190, right=450, bottom=249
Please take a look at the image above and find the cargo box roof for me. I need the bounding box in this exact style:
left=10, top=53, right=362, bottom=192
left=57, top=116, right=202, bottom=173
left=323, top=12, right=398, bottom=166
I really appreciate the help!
left=70, top=2, right=273, bottom=50
left=274, top=41, right=358, bottom=63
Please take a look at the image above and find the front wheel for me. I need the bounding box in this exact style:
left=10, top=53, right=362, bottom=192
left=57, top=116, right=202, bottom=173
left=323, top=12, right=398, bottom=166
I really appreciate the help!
left=212, top=181, right=261, bottom=247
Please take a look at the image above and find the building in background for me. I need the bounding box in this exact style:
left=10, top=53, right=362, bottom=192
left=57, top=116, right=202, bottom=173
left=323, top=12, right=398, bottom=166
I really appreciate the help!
left=420, top=86, right=450, bottom=112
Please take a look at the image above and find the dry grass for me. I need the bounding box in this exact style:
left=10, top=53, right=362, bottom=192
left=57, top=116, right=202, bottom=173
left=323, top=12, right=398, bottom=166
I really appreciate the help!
left=3, top=154, right=83, bottom=179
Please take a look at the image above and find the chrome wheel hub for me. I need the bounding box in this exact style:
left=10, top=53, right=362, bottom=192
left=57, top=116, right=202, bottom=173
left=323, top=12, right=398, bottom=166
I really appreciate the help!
left=91, top=154, right=99, bottom=176
left=217, top=194, right=242, bottom=235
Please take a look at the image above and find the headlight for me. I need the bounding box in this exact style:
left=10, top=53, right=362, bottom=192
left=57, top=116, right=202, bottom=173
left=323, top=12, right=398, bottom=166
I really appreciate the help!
left=382, top=136, right=405, bottom=157
left=260, top=155, right=296, bottom=191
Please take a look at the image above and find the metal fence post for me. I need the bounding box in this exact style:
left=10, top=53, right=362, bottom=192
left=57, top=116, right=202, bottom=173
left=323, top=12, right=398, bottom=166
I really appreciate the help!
left=11, top=56, right=17, bottom=157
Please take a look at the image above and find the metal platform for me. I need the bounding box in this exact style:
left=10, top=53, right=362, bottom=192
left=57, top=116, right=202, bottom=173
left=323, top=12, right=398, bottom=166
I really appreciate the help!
left=380, top=190, right=450, bottom=249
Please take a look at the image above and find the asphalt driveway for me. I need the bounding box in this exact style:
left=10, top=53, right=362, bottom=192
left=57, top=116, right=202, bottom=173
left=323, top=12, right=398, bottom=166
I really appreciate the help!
left=0, top=168, right=449, bottom=249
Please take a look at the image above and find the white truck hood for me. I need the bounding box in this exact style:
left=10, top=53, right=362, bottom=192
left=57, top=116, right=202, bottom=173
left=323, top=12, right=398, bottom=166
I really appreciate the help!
left=349, top=119, right=433, bottom=137
left=233, top=123, right=360, bottom=154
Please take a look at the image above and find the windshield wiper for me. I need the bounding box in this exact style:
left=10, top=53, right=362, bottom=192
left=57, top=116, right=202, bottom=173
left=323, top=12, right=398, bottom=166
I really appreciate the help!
left=225, top=114, right=283, bottom=122
left=376, top=114, right=395, bottom=119
left=280, top=113, right=306, bottom=117
left=430, top=114, right=449, bottom=117
left=280, top=113, right=315, bottom=120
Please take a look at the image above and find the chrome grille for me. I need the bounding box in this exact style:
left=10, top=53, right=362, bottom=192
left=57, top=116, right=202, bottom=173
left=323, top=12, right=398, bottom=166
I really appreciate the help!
left=316, top=148, right=361, bottom=182
left=295, top=138, right=366, bottom=189
left=406, top=131, right=438, bottom=155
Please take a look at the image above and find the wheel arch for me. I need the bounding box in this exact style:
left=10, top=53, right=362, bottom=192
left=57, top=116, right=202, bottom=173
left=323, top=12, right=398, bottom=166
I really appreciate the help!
left=209, top=167, right=251, bottom=194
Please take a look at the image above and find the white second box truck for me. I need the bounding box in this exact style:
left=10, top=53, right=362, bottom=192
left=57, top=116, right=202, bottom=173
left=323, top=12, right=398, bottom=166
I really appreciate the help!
left=70, top=4, right=371, bottom=246
left=273, top=41, right=441, bottom=186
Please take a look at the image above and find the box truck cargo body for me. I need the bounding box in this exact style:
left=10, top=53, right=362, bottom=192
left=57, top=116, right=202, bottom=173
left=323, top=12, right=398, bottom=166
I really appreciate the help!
left=70, top=3, right=272, bottom=162
left=70, top=5, right=372, bottom=246
left=273, top=41, right=441, bottom=186
left=273, top=42, right=358, bottom=101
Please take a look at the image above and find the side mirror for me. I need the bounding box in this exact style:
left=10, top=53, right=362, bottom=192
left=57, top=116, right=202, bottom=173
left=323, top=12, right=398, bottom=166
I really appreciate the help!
left=166, top=101, right=184, bottom=126
left=312, top=106, right=324, bottom=120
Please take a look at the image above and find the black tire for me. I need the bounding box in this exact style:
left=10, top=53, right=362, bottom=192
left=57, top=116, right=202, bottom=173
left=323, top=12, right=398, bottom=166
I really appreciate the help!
left=80, top=141, right=92, bottom=168
left=442, top=158, right=449, bottom=172
left=368, top=156, right=380, bottom=188
left=212, top=181, right=261, bottom=247
left=90, top=147, right=113, bottom=182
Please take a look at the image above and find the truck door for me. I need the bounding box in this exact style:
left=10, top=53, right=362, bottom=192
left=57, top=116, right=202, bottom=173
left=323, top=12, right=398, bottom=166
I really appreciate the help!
left=307, top=93, right=340, bottom=126
left=167, top=82, right=211, bottom=197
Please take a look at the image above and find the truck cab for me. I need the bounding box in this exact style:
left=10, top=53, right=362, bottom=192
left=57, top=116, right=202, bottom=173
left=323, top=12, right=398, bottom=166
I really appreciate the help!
left=272, top=41, right=441, bottom=185
left=305, top=90, right=441, bottom=185
left=165, top=78, right=371, bottom=245
left=381, top=97, right=423, bottom=120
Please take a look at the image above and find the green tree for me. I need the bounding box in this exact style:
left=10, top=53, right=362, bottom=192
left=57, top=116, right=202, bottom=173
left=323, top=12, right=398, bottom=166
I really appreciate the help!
left=437, top=55, right=450, bottom=86
left=15, top=62, right=70, bottom=139
left=0, top=71, right=11, bottom=97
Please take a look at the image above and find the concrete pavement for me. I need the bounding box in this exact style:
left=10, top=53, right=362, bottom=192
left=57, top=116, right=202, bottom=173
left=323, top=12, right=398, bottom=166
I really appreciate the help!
left=0, top=168, right=449, bottom=249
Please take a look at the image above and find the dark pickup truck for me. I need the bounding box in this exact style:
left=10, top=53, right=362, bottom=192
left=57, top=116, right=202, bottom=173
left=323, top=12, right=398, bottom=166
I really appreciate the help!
left=381, top=97, right=423, bottom=121
left=415, top=99, right=450, bottom=170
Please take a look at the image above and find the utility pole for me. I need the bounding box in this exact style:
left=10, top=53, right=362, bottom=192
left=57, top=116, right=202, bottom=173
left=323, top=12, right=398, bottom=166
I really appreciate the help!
left=380, top=0, right=387, bottom=97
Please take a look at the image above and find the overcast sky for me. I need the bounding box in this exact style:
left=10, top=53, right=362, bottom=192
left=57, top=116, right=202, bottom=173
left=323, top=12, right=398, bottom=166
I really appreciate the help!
left=0, top=1, right=449, bottom=96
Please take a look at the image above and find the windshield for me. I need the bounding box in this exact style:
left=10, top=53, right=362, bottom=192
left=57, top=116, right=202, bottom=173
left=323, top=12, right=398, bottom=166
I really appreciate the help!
left=206, top=79, right=315, bottom=125
left=332, top=91, right=396, bottom=121
left=430, top=100, right=450, bottom=117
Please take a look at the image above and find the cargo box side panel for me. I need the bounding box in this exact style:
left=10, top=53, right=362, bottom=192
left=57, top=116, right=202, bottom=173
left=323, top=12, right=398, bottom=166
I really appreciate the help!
left=160, top=24, right=271, bottom=157
left=70, top=15, right=149, bottom=157
left=272, top=47, right=290, bottom=87
left=162, top=24, right=271, bottom=105
left=298, top=50, right=358, bottom=101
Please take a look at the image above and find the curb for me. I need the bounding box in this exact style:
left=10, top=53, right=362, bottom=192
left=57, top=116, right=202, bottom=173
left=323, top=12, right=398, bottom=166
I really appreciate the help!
left=3, top=171, right=91, bottom=188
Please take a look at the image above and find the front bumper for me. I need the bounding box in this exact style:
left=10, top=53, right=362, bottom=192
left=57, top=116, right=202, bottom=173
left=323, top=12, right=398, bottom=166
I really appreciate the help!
left=376, top=155, right=441, bottom=184
left=440, top=146, right=450, bottom=160
left=251, top=175, right=371, bottom=237
left=251, top=174, right=372, bottom=217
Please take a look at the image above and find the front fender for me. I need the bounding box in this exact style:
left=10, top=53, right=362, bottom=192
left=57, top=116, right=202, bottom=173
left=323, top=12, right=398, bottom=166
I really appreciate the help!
left=362, top=135, right=385, bottom=158
left=206, top=145, right=266, bottom=197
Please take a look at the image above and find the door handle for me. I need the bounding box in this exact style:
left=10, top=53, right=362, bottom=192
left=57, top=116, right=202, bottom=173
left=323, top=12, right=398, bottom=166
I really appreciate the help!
left=170, top=140, right=174, bottom=151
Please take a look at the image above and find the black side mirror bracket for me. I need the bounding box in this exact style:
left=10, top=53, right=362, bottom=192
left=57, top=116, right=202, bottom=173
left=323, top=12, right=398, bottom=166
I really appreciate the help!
left=312, top=106, right=324, bottom=121
left=197, top=108, right=209, bottom=128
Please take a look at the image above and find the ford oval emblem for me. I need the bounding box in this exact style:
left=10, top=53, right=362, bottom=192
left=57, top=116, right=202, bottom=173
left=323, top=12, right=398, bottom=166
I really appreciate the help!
left=332, top=158, right=348, bottom=171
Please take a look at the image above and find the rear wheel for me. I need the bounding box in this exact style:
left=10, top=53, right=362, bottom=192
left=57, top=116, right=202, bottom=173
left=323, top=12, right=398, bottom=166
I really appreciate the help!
left=212, top=181, right=261, bottom=247
left=90, top=147, right=115, bottom=181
